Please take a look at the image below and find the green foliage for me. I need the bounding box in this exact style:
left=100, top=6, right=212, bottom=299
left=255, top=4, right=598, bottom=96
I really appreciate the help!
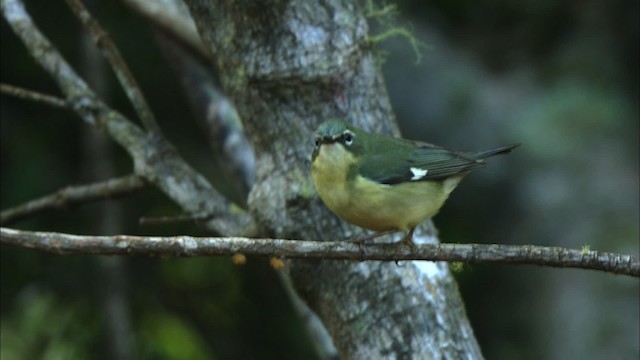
left=139, top=311, right=213, bottom=360
left=1, top=289, right=99, bottom=360
left=512, top=80, right=632, bottom=160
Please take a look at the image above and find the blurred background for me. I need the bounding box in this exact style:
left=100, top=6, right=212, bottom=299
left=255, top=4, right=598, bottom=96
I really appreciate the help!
left=1, top=0, right=638, bottom=359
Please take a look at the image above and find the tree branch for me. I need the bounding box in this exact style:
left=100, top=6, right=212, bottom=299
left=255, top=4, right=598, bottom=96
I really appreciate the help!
left=1, top=227, right=637, bottom=277
left=121, top=0, right=208, bottom=60
left=0, top=83, right=68, bottom=108
left=155, top=34, right=255, bottom=205
left=0, top=175, right=146, bottom=225
left=65, top=0, right=162, bottom=135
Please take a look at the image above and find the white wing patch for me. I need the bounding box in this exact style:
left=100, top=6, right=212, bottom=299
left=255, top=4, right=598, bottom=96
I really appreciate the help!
left=410, top=167, right=428, bottom=181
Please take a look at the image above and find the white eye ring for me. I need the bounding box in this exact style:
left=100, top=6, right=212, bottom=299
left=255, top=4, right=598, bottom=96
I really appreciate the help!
left=342, top=131, right=354, bottom=146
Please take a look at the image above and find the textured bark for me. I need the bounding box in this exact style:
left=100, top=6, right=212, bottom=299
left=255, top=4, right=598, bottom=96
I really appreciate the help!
left=185, top=1, right=482, bottom=358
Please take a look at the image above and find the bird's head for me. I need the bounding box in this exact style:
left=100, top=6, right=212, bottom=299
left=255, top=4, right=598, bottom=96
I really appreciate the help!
left=312, top=119, right=364, bottom=162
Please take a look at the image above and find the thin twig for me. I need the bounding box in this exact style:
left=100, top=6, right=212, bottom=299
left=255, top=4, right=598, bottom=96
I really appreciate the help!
left=139, top=212, right=211, bottom=225
left=0, top=175, right=146, bottom=225
left=65, top=0, right=162, bottom=135
left=0, top=83, right=68, bottom=108
left=1, top=227, right=638, bottom=277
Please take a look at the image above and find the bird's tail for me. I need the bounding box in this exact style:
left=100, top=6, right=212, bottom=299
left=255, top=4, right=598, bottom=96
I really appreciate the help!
left=468, top=144, right=520, bottom=160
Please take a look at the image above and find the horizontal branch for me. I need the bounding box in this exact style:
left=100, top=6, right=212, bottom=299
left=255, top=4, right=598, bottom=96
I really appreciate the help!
left=1, top=228, right=637, bottom=277
left=0, top=175, right=146, bottom=225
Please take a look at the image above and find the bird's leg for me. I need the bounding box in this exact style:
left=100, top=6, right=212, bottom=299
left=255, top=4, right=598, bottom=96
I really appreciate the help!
left=400, top=227, right=417, bottom=249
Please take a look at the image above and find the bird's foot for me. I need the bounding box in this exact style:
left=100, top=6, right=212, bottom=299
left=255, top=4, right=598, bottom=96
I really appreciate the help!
left=399, top=227, right=417, bottom=250
left=344, top=231, right=398, bottom=261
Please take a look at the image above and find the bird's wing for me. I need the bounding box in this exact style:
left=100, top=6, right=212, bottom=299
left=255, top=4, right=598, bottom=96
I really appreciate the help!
left=407, top=146, right=486, bottom=180
left=360, top=144, right=485, bottom=185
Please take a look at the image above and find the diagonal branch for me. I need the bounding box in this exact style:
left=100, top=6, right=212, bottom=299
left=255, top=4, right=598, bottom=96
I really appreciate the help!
left=65, top=0, right=161, bottom=135
left=156, top=34, right=255, bottom=205
left=2, top=0, right=147, bottom=147
left=1, top=227, right=638, bottom=277
left=122, top=0, right=208, bottom=60
left=1, top=83, right=69, bottom=108
left=0, top=175, right=146, bottom=225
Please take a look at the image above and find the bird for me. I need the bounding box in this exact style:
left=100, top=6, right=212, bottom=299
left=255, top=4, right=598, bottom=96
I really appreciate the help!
left=310, top=119, right=518, bottom=246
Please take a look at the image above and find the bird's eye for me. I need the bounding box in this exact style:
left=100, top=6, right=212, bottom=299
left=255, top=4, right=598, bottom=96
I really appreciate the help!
left=342, top=132, right=353, bottom=146
left=315, top=137, right=321, bottom=147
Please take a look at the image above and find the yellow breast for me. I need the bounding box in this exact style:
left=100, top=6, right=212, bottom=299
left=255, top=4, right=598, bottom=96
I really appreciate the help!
left=311, top=143, right=461, bottom=232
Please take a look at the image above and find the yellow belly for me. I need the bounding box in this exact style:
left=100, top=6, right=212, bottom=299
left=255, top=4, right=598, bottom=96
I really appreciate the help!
left=311, top=144, right=461, bottom=231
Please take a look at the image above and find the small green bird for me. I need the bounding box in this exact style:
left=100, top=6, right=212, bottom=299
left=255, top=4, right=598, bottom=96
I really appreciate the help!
left=310, top=119, right=518, bottom=246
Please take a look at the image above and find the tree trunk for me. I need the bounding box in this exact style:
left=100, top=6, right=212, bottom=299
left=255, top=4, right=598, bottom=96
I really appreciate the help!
left=186, top=1, right=482, bottom=358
